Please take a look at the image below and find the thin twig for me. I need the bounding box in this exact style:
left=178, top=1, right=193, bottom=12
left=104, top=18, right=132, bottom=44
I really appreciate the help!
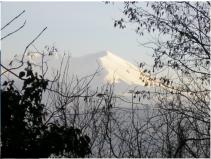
left=1, top=10, right=25, bottom=31
left=1, top=27, right=47, bottom=75
left=1, top=20, right=26, bottom=40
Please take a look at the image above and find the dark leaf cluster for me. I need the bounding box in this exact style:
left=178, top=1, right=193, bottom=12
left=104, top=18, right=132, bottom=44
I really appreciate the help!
left=1, top=63, right=91, bottom=158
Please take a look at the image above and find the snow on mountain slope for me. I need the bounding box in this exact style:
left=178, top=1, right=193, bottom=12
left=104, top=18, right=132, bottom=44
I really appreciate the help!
left=2, top=50, right=158, bottom=107
left=3, top=50, right=154, bottom=92
left=99, top=51, right=144, bottom=85
left=61, top=50, right=151, bottom=87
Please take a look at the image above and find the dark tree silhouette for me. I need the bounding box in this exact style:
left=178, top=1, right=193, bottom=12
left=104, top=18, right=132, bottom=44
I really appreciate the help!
left=1, top=10, right=91, bottom=158
left=1, top=3, right=210, bottom=158
left=114, top=1, right=210, bottom=78
left=1, top=63, right=91, bottom=158
left=112, top=1, right=210, bottom=158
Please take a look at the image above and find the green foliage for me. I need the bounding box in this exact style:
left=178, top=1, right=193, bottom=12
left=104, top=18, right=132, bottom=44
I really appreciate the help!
left=1, top=63, right=91, bottom=158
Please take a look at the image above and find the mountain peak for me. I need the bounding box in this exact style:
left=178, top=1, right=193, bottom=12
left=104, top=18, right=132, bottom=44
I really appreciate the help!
left=25, top=50, right=153, bottom=87
left=104, top=50, right=113, bottom=55
left=99, top=50, right=122, bottom=59
left=91, top=50, right=115, bottom=57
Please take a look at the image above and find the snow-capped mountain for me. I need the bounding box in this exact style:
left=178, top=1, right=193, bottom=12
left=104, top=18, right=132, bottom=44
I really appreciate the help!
left=20, top=50, right=156, bottom=96
left=2, top=50, right=159, bottom=107
left=3, top=50, right=157, bottom=94
left=68, top=51, right=147, bottom=85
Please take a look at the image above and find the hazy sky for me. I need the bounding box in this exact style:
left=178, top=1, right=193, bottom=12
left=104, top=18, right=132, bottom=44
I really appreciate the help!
left=1, top=2, right=154, bottom=65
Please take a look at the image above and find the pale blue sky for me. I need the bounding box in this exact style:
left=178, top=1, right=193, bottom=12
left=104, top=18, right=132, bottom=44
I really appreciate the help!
left=1, top=2, right=154, bottom=65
